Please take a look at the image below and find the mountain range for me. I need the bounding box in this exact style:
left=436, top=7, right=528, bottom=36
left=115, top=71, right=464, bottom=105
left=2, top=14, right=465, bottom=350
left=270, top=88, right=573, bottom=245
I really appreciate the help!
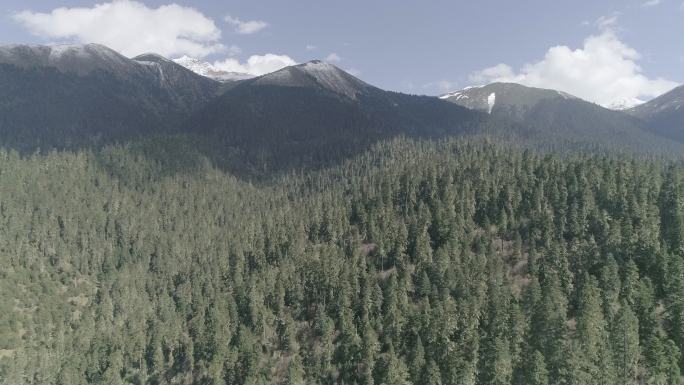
left=438, top=82, right=679, bottom=154
left=0, top=43, right=683, bottom=173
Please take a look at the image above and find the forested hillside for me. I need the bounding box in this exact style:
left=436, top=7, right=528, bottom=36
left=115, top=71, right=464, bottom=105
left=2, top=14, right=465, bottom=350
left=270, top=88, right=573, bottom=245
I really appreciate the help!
left=1, top=137, right=683, bottom=384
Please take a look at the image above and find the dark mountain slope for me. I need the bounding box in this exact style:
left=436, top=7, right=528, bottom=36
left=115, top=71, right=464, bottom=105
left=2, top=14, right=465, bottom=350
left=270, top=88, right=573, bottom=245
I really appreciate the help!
left=131, top=53, right=221, bottom=111
left=188, top=61, right=489, bottom=173
left=0, top=44, right=220, bottom=151
left=628, top=85, right=684, bottom=142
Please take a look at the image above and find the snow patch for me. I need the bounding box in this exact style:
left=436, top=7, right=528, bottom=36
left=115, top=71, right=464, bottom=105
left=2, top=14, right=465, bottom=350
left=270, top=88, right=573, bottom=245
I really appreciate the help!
left=487, top=92, right=496, bottom=114
left=49, top=45, right=89, bottom=59
left=173, top=55, right=253, bottom=82
left=440, top=85, right=484, bottom=100
left=440, top=91, right=469, bottom=100
left=606, top=96, right=644, bottom=110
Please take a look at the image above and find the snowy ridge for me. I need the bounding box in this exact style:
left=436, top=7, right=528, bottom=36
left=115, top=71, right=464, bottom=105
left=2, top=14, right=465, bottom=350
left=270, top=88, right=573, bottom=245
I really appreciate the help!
left=0, top=43, right=141, bottom=77
left=439, top=85, right=483, bottom=100
left=173, top=56, right=253, bottom=82
left=299, top=61, right=368, bottom=99
left=254, top=60, right=370, bottom=99
left=607, top=96, right=644, bottom=111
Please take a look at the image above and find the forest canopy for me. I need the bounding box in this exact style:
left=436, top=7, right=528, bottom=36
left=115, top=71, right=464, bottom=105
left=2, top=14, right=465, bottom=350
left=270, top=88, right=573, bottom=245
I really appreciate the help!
left=1, top=137, right=683, bottom=384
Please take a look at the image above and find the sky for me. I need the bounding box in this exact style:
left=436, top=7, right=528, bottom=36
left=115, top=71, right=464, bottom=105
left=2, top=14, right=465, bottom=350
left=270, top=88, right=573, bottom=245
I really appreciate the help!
left=0, top=0, right=682, bottom=107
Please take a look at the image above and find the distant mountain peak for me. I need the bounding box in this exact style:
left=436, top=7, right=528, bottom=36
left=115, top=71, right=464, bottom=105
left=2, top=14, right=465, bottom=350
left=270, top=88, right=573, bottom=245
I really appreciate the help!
left=440, top=82, right=579, bottom=117
left=133, top=52, right=173, bottom=64
left=172, top=56, right=253, bottom=82
left=254, top=60, right=371, bottom=99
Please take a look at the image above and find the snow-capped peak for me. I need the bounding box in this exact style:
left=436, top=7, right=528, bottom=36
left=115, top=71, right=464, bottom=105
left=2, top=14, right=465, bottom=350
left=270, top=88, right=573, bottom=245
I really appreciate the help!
left=173, top=56, right=212, bottom=74
left=254, top=60, right=370, bottom=99
left=172, top=56, right=253, bottom=82
left=297, top=60, right=369, bottom=98
left=606, top=96, right=645, bottom=111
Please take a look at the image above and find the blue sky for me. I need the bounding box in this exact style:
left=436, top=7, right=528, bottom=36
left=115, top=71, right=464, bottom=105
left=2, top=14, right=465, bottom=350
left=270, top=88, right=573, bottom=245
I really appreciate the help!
left=1, top=0, right=682, bottom=106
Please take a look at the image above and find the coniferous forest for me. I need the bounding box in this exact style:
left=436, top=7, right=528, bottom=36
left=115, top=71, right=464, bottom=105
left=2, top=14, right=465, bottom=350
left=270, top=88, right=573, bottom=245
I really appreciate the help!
left=1, top=137, right=684, bottom=385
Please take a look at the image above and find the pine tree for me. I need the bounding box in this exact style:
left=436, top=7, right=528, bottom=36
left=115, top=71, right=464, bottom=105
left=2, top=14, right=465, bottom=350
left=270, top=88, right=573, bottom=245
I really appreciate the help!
left=659, top=166, right=683, bottom=252
left=423, top=360, right=442, bottom=385
left=570, top=276, right=616, bottom=385
left=526, top=350, right=549, bottom=385
left=612, top=303, right=640, bottom=385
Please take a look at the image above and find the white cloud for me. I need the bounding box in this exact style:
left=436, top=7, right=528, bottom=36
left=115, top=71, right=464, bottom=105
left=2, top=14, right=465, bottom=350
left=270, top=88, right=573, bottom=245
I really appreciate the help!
left=325, top=53, right=341, bottom=62
left=224, top=14, right=268, bottom=35
left=305, top=45, right=317, bottom=51
left=642, top=0, right=661, bottom=6
left=13, top=0, right=224, bottom=58
left=213, top=54, right=296, bottom=76
left=470, top=31, right=678, bottom=107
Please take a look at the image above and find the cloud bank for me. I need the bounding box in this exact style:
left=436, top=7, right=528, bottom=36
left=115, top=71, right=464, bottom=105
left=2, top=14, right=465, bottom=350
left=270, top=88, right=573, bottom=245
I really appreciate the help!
left=13, top=0, right=224, bottom=58
left=470, top=31, right=678, bottom=107
left=213, top=54, right=297, bottom=76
